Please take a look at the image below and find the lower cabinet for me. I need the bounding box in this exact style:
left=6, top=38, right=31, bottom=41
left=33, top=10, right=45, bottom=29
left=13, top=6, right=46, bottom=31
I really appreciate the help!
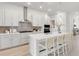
left=0, top=34, right=20, bottom=49
left=0, top=33, right=29, bottom=56
left=10, top=34, right=21, bottom=47
left=0, top=33, right=29, bottom=50
left=0, top=35, right=12, bottom=49
left=20, top=33, right=29, bottom=44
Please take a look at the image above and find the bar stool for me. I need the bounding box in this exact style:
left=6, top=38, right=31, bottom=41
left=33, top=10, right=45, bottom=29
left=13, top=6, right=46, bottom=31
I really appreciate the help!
left=63, top=33, right=68, bottom=56
left=57, top=35, right=65, bottom=56
left=53, top=36, right=58, bottom=56
left=38, top=38, right=47, bottom=56
left=71, top=33, right=74, bottom=50
left=68, top=33, right=72, bottom=54
left=65, top=33, right=72, bottom=55
left=69, top=33, right=73, bottom=53
left=47, top=37, right=55, bottom=56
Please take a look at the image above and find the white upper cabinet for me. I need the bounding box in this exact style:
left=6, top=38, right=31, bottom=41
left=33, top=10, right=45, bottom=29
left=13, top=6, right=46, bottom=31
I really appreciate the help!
left=18, top=6, right=24, bottom=22
left=27, top=8, right=46, bottom=26
left=0, top=5, right=5, bottom=26
left=0, top=6, right=3, bottom=26
left=4, top=5, right=15, bottom=26
left=4, top=4, right=22, bottom=26
left=0, top=3, right=24, bottom=26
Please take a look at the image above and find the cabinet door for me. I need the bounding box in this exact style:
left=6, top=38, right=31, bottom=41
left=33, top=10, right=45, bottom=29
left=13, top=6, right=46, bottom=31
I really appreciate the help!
left=11, top=34, right=20, bottom=46
left=0, top=35, right=11, bottom=49
left=0, top=4, right=24, bottom=26
left=20, top=33, right=29, bottom=44
left=5, top=5, right=18, bottom=26
left=0, top=5, right=4, bottom=26
left=0, top=36, right=2, bottom=49
left=4, top=5, right=13, bottom=26
left=12, top=6, right=18, bottom=26
left=12, top=6, right=24, bottom=26
left=18, top=6, right=24, bottom=22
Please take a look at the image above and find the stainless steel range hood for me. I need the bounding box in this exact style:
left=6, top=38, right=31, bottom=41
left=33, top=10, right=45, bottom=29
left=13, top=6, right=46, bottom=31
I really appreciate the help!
left=17, top=20, right=33, bottom=33
left=17, top=7, right=33, bottom=33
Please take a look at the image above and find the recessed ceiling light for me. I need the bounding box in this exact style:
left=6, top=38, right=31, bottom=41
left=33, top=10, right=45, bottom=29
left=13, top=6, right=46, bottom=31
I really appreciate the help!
left=27, top=2, right=31, bottom=5
left=40, top=6, right=42, bottom=9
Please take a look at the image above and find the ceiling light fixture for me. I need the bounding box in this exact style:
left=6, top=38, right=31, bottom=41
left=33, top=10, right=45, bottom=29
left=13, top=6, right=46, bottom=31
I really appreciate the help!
left=40, top=6, right=42, bottom=9
left=27, top=2, right=31, bottom=5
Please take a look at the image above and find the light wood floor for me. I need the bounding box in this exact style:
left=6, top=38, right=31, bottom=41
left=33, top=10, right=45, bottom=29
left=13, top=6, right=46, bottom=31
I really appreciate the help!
left=69, top=35, right=79, bottom=56
left=0, top=43, right=29, bottom=56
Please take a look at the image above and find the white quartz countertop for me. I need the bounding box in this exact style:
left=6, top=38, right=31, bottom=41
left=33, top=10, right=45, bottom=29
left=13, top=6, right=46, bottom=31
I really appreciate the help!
left=0, top=32, right=67, bottom=39
left=29, top=32, right=67, bottom=39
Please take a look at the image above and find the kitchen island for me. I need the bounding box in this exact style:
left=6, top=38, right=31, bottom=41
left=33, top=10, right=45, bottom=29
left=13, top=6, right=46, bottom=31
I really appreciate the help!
left=29, top=32, right=73, bottom=56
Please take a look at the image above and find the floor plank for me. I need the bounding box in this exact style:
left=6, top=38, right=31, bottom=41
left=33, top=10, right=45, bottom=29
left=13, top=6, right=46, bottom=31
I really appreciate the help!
left=69, top=35, right=79, bottom=56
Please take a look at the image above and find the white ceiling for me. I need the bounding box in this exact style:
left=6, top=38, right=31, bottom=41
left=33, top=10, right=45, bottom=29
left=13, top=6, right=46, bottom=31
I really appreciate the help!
left=9, top=2, right=79, bottom=16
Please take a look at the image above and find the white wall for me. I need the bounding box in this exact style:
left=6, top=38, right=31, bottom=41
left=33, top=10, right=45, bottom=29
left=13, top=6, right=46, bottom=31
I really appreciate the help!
left=73, top=12, right=79, bottom=28
left=0, top=3, right=24, bottom=26
left=27, top=8, right=51, bottom=26
left=65, top=12, right=73, bottom=33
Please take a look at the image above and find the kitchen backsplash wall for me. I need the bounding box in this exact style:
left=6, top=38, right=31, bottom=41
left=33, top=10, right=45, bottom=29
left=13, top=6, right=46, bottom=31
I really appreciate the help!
left=0, top=26, right=18, bottom=33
